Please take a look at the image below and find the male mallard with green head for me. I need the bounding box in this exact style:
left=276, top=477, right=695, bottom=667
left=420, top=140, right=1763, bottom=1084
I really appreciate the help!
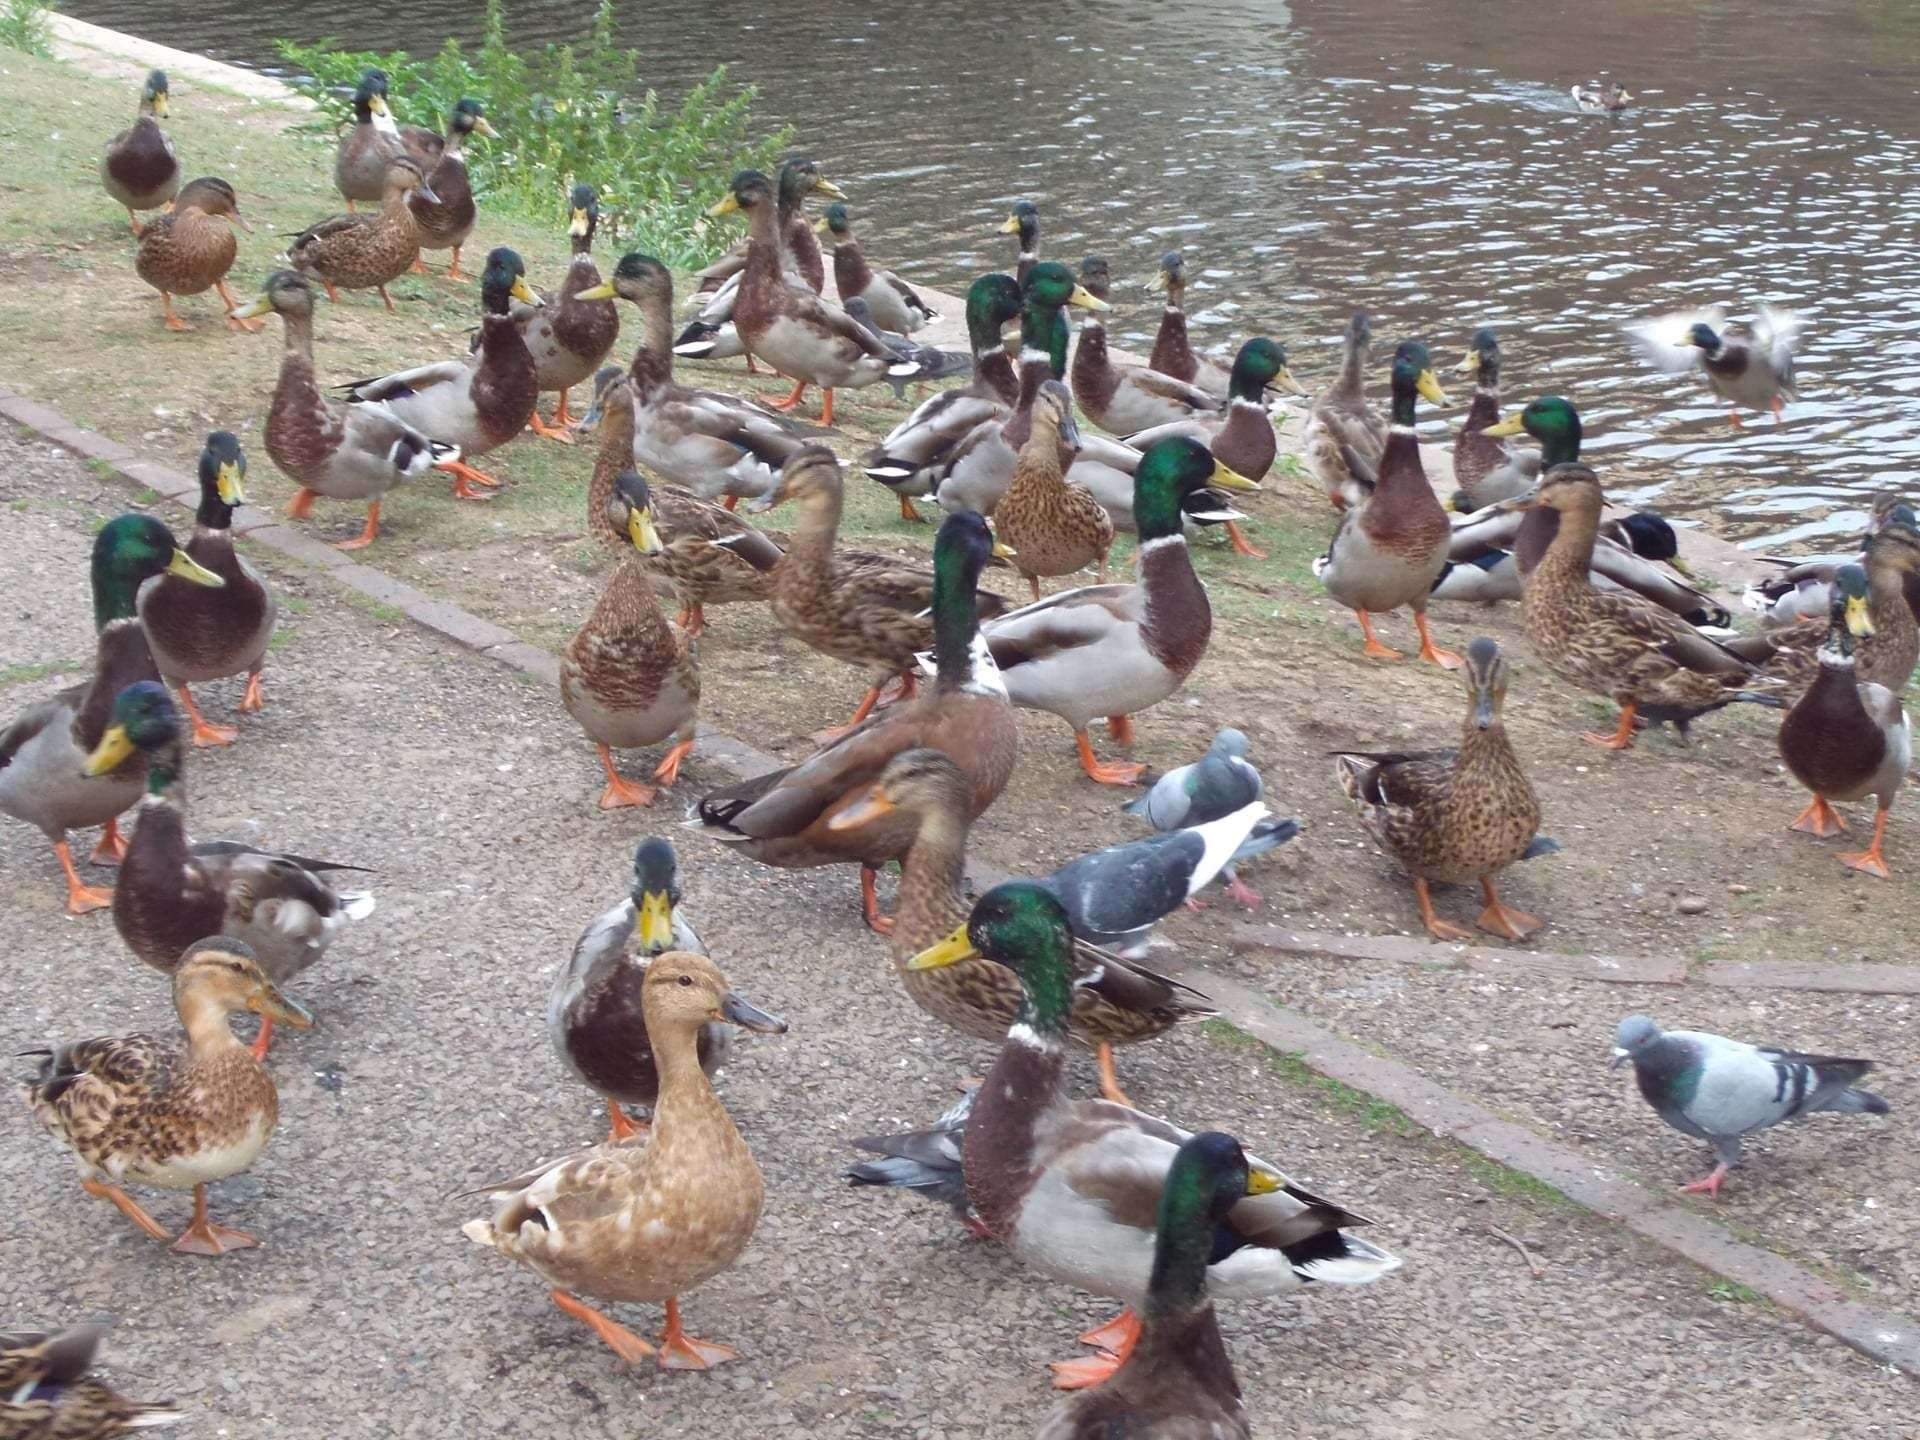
left=1626, top=304, right=1804, bottom=426
left=333, top=68, right=400, bottom=211
left=999, top=199, right=1042, bottom=284
left=1146, top=250, right=1229, bottom=396
left=101, top=69, right=178, bottom=235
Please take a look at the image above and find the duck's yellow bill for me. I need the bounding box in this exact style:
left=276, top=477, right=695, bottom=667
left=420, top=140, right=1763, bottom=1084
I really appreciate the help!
left=1455, top=350, right=1481, bottom=376
left=814, top=178, right=847, bottom=200
left=1481, top=414, right=1526, bottom=438
left=707, top=192, right=742, bottom=217
left=826, top=787, right=895, bottom=832
left=635, top=889, right=675, bottom=951
left=215, top=462, right=245, bottom=507
left=230, top=294, right=273, bottom=321
left=1273, top=366, right=1306, bottom=396
left=992, top=538, right=1017, bottom=559
left=474, top=118, right=500, bottom=139
left=574, top=279, right=615, bottom=301
left=152, top=93, right=170, bottom=119
left=168, top=550, right=225, bottom=587
left=1416, top=369, right=1449, bottom=407
left=1067, top=285, right=1110, bottom=312
left=627, top=506, right=663, bottom=555
left=368, top=94, right=388, bottom=118
left=82, top=724, right=137, bottom=777
left=1246, top=1168, right=1282, bottom=1197
left=1846, top=594, right=1875, bottom=638
left=997, top=214, right=1023, bottom=234
left=509, top=276, right=541, bottom=306
left=906, top=923, right=975, bottom=971
left=1210, top=458, right=1259, bottom=492
left=568, top=207, right=591, bottom=238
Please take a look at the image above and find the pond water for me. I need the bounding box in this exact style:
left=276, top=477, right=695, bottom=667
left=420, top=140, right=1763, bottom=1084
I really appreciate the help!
left=69, top=0, right=1920, bottom=551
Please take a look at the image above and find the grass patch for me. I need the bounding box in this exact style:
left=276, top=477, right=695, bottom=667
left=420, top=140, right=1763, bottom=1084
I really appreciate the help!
left=0, top=658, right=78, bottom=687
left=1707, top=1279, right=1762, bottom=1304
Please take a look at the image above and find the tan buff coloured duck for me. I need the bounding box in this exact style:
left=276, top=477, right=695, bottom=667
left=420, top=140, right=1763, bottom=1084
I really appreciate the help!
left=462, top=951, right=786, bottom=1371
left=993, top=379, right=1114, bottom=599
left=133, top=176, right=258, bottom=333
left=290, top=154, right=439, bottom=312
left=1303, top=313, right=1386, bottom=507
left=100, top=69, right=179, bottom=235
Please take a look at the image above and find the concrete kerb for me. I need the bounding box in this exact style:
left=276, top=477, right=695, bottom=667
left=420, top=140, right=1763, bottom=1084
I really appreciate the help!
left=11, top=384, right=1918, bottom=1382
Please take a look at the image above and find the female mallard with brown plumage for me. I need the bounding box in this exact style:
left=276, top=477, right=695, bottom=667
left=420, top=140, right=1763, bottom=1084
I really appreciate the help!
left=696, top=511, right=1018, bottom=933
left=100, top=70, right=178, bottom=235
left=817, top=202, right=937, bottom=334
left=993, top=379, right=1114, bottom=599
left=0, top=516, right=221, bottom=915
left=1303, top=312, right=1386, bottom=506
left=1776, top=565, right=1910, bottom=878
left=548, top=838, right=729, bottom=1142
left=340, top=246, right=543, bottom=498
left=80, top=683, right=373, bottom=1057
left=0, top=1324, right=184, bottom=1436
left=1314, top=340, right=1460, bottom=668
left=1071, top=284, right=1224, bottom=435
left=1146, top=251, right=1229, bottom=396
left=1451, top=327, right=1540, bottom=511
left=984, top=437, right=1257, bottom=784
left=511, top=185, right=619, bottom=441
left=133, top=176, right=258, bottom=334
left=560, top=470, right=699, bottom=810
left=406, top=98, right=496, bottom=281
left=1335, top=637, right=1549, bottom=940
left=580, top=369, right=783, bottom=636
left=290, top=154, right=439, bottom=312
left=464, top=951, right=786, bottom=1371
left=231, top=270, right=460, bottom=550
left=135, top=432, right=276, bottom=747
left=332, top=69, right=400, bottom=211
left=23, top=936, right=312, bottom=1256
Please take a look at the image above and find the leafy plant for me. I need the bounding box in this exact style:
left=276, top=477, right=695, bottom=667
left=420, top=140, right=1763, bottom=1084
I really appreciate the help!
left=274, top=0, right=791, bottom=267
left=0, top=0, right=55, bottom=58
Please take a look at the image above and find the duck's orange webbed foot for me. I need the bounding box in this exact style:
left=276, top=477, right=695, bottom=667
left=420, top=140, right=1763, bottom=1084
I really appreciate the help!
left=169, top=1184, right=260, bottom=1256
left=1789, top=794, right=1847, bottom=837
left=81, top=1178, right=169, bottom=1242
left=1094, top=1043, right=1134, bottom=1108
left=1049, top=1309, right=1141, bottom=1389
left=1075, top=731, right=1145, bottom=786
left=766, top=380, right=809, bottom=413
left=1838, top=807, right=1892, bottom=878
left=551, top=1290, right=655, bottom=1369
left=528, top=406, right=577, bottom=444
left=1413, top=877, right=1472, bottom=942
left=285, top=487, right=318, bottom=520
left=1474, top=876, right=1542, bottom=939
left=606, top=1100, right=649, bottom=1143
left=1355, top=611, right=1403, bottom=661
left=1224, top=520, right=1266, bottom=558
left=176, top=684, right=238, bottom=747
left=651, top=737, right=696, bottom=789
left=55, top=842, right=113, bottom=915
left=248, top=1015, right=275, bottom=1063
left=334, top=501, right=382, bottom=551
left=1581, top=703, right=1639, bottom=751
left=860, top=866, right=894, bottom=936
left=89, top=818, right=127, bottom=865
left=1413, top=612, right=1463, bottom=670
left=239, top=671, right=266, bottom=713
left=655, top=1298, right=739, bottom=1371
left=594, top=745, right=657, bottom=809
left=437, top=456, right=503, bottom=500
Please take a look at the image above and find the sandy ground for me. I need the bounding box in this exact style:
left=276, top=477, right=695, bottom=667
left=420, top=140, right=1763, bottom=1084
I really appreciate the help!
left=4, top=431, right=1916, bottom=1436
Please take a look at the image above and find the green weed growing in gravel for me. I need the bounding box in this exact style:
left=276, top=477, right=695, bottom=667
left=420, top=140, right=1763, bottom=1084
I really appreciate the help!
left=0, top=658, right=75, bottom=686
left=0, top=0, right=54, bottom=59
left=1708, top=1280, right=1762, bottom=1304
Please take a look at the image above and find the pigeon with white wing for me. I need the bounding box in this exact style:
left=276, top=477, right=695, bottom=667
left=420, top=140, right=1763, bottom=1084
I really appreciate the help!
left=1121, top=727, right=1268, bottom=908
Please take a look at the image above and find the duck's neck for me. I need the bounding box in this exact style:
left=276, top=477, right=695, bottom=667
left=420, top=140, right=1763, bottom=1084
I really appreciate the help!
left=831, top=236, right=874, bottom=298
left=630, top=288, right=675, bottom=395
left=587, top=395, right=638, bottom=551
left=279, top=308, right=317, bottom=363
left=382, top=184, right=414, bottom=224
left=648, top=1015, right=732, bottom=1137
left=195, top=487, right=236, bottom=533
left=930, top=542, right=982, bottom=695
left=177, top=991, right=246, bottom=1059
left=892, top=805, right=971, bottom=962
left=1535, top=499, right=1602, bottom=588
left=1337, top=330, right=1367, bottom=394
left=1144, top=1175, right=1218, bottom=1321
left=1464, top=360, right=1501, bottom=430
left=786, top=478, right=846, bottom=574
left=742, top=197, right=785, bottom=297
left=92, top=558, right=144, bottom=630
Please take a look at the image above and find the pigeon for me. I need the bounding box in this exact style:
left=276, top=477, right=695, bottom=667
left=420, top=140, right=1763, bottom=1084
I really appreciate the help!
left=1611, top=1014, right=1890, bottom=1198
left=844, top=1086, right=982, bottom=1235
left=1043, top=801, right=1299, bottom=956
left=1122, top=727, right=1267, bottom=907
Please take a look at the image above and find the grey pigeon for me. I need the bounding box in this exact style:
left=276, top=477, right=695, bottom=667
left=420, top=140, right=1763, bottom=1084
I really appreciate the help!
left=1123, top=728, right=1267, bottom=908
left=1044, top=800, right=1298, bottom=957
left=844, top=1085, right=983, bottom=1235
left=843, top=296, right=972, bottom=400
left=1611, top=1014, right=1890, bottom=1198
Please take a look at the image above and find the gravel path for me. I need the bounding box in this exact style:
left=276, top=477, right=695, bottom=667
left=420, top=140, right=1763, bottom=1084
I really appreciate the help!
left=2, top=432, right=1912, bottom=1436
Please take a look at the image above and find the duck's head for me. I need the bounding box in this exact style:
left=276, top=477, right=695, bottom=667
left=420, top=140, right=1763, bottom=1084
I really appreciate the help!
left=613, top=469, right=664, bottom=556
left=999, top=198, right=1040, bottom=247
left=708, top=169, right=773, bottom=219
left=826, top=746, right=972, bottom=835
left=778, top=155, right=845, bottom=205
left=449, top=97, right=497, bottom=140
left=479, top=246, right=539, bottom=317
left=353, top=68, right=389, bottom=122
left=752, top=443, right=841, bottom=513
left=384, top=155, right=440, bottom=206
left=173, top=937, right=315, bottom=1033
left=1230, top=337, right=1304, bottom=401
left=816, top=201, right=853, bottom=239
left=628, top=836, right=683, bottom=954
left=1482, top=394, right=1582, bottom=469
left=1167, top=1132, right=1282, bottom=1224
left=1134, top=435, right=1256, bottom=542
left=567, top=183, right=600, bottom=246
left=197, top=430, right=246, bottom=519
left=1032, top=379, right=1081, bottom=452
left=81, top=680, right=180, bottom=779
left=92, top=514, right=222, bottom=627
left=642, top=951, right=787, bottom=1036
left=230, top=268, right=316, bottom=326
left=1610, top=1013, right=1661, bottom=1069
left=1148, top=250, right=1186, bottom=294
left=1868, top=505, right=1920, bottom=573
left=1827, top=562, right=1874, bottom=649
left=1077, top=256, right=1112, bottom=304
left=1457, top=326, right=1499, bottom=377
left=963, top=273, right=1024, bottom=354
left=911, top=880, right=1082, bottom=1028
left=175, top=176, right=250, bottom=231
left=141, top=69, right=170, bottom=119
left=1461, top=636, right=1509, bottom=731
left=1345, top=312, right=1373, bottom=358
left=1388, top=341, right=1448, bottom=419
left=1686, top=321, right=1723, bottom=355
left=576, top=250, right=669, bottom=308
left=1023, top=260, right=1106, bottom=316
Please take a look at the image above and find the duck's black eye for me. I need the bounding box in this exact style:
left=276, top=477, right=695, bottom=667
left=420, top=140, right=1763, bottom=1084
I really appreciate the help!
left=677, top=974, right=693, bottom=987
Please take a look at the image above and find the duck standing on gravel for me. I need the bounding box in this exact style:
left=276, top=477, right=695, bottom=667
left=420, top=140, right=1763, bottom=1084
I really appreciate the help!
left=289, top=154, right=440, bottom=312
left=406, top=98, right=496, bottom=282
left=133, top=176, right=258, bottom=334
left=100, top=69, right=179, bottom=235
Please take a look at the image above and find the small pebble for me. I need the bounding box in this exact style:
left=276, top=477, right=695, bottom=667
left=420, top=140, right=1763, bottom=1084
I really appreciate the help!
left=1676, top=896, right=1709, bottom=915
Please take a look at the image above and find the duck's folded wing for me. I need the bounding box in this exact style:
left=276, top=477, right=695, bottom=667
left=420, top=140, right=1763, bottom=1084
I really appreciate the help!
left=1334, top=750, right=1455, bottom=810
left=1125, top=366, right=1223, bottom=412
left=343, top=360, right=472, bottom=404
left=881, top=270, right=937, bottom=319
left=189, top=838, right=372, bottom=875
left=1071, top=939, right=1216, bottom=1017
left=982, top=586, right=1137, bottom=669
left=796, top=293, right=901, bottom=360
left=1588, top=591, right=1763, bottom=678
left=0, top=685, right=82, bottom=768
left=292, top=213, right=370, bottom=247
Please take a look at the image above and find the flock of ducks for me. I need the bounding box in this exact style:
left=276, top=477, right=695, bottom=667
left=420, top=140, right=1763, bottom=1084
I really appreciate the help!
left=2, top=63, right=1902, bottom=1437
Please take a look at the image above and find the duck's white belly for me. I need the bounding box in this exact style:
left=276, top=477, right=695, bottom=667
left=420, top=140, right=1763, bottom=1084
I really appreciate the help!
left=561, top=667, right=696, bottom=750
left=1002, top=626, right=1173, bottom=730
left=385, top=382, right=483, bottom=455
left=1014, top=1167, right=1155, bottom=1302
left=116, top=1111, right=273, bottom=1190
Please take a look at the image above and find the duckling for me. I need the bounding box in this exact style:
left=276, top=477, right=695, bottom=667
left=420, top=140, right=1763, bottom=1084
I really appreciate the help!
left=101, top=70, right=178, bottom=235
left=290, top=154, right=440, bottom=313
left=462, top=952, right=787, bottom=1371
left=23, top=937, right=313, bottom=1255
left=817, top=201, right=937, bottom=334
left=1572, top=79, right=1632, bottom=112
left=549, top=838, right=729, bottom=1142
left=1626, top=305, right=1805, bottom=426
left=993, top=379, right=1114, bottom=599
left=1335, top=637, right=1548, bottom=940
left=0, top=1325, right=184, bottom=1436
left=407, top=98, right=497, bottom=281
left=560, top=470, right=699, bottom=809
left=136, top=432, right=276, bottom=747
left=134, top=177, right=257, bottom=334
left=1000, top=199, right=1042, bottom=284
left=333, top=68, right=401, bottom=211
left=1146, top=251, right=1229, bottom=396
left=1777, top=565, right=1910, bottom=877
left=513, top=185, right=619, bottom=441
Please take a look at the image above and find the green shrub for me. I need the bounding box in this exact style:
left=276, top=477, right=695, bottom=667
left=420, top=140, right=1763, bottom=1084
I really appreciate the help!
left=275, top=0, right=791, bottom=268
left=0, top=0, right=55, bottom=58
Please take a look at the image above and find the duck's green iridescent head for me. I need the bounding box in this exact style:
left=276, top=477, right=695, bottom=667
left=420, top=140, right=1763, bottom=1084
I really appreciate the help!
left=1134, top=436, right=1258, bottom=541
left=1149, top=1131, right=1282, bottom=1311
left=818, top=201, right=853, bottom=238
left=92, top=514, right=222, bottom=629
left=630, top=836, right=682, bottom=953
left=197, top=430, right=246, bottom=525
left=1458, top=326, right=1499, bottom=378
left=142, top=69, right=171, bottom=118
left=479, top=247, right=538, bottom=317
left=963, top=273, right=1024, bottom=355
left=81, top=680, right=181, bottom=785
left=1386, top=341, right=1448, bottom=425
left=1228, top=337, right=1304, bottom=402
left=1484, top=394, right=1582, bottom=469
left=909, top=880, right=1078, bottom=1030
left=1019, top=261, right=1107, bottom=371
left=1830, top=562, right=1873, bottom=648
left=998, top=199, right=1040, bottom=248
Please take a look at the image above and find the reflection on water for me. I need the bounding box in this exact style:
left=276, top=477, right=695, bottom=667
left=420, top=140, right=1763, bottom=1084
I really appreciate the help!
left=66, top=0, right=1920, bottom=551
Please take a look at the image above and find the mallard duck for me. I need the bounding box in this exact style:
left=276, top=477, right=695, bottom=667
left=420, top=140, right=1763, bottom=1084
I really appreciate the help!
left=1744, top=495, right=1917, bottom=627
left=0, top=515, right=221, bottom=914
left=906, top=882, right=1400, bottom=1388
left=983, top=437, right=1255, bottom=784
left=1314, top=341, right=1458, bottom=667
left=231, top=270, right=461, bottom=549
left=1335, top=637, right=1548, bottom=940
left=1035, top=1132, right=1256, bottom=1438
left=101, top=69, right=178, bottom=235
left=1626, top=305, right=1804, bottom=425
left=1499, top=421, right=1785, bottom=747
left=827, top=748, right=1214, bottom=1100
left=511, top=185, right=619, bottom=441
left=462, top=951, right=785, bottom=1371
left=1071, top=285, right=1224, bottom=435
left=133, top=176, right=257, bottom=334
left=994, top=379, right=1113, bottom=598
left=560, top=470, right=699, bottom=809
left=756, top=446, right=1012, bottom=732
left=713, top=170, right=928, bottom=425
left=1146, top=251, right=1229, bottom=396
left=580, top=369, right=783, bottom=635
left=333, top=68, right=401, bottom=210
left=817, top=202, right=937, bottom=334
left=1572, top=79, right=1632, bottom=112
left=549, top=838, right=731, bottom=1143
left=0, top=1324, right=184, bottom=1436
left=696, top=510, right=1019, bottom=932
left=23, top=937, right=312, bottom=1255
left=290, top=154, right=440, bottom=313
left=406, top=98, right=496, bottom=281
left=579, top=252, right=807, bottom=507
left=80, top=682, right=373, bottom=1054
left=1450, top=327, right=1541, bottom=511
left=1000, top=199, right=1041, bottom=285
left=1123, top=727, right=1267, bottom=907
left=1776, top=565, right=1910, bottom=877
left=340, top=245, right=542, bottom=497
left=1303, top=313, right=1386, bottom=506
left=862, top=273, right=1025, bottom=519
left=135, top=432, right=275, bottom=746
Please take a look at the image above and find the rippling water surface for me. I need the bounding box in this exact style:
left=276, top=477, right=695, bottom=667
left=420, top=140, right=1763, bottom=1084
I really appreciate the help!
left=67, top=0, right=1920, bottom=550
